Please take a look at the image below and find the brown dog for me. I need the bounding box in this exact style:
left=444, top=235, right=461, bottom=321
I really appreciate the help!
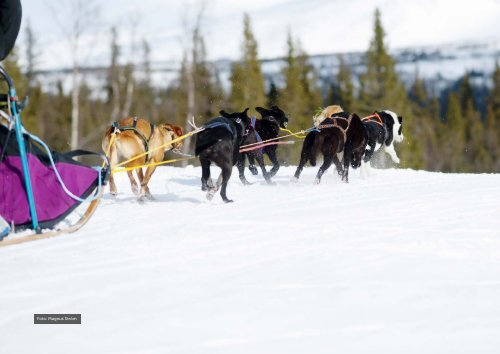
left=102, top=117, right=183, bottom=200
left=313, top=105, right=344, bottom=127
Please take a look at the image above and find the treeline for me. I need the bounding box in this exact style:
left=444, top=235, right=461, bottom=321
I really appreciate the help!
left=1, top=9, right=499, bottom=172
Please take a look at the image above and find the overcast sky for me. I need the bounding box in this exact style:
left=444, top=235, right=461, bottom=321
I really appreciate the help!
left=18, top=0, right=500, bottom=70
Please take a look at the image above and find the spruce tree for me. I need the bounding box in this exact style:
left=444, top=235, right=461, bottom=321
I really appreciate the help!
left=277, top=32, right=304, bottom=164
left=485, top=63, right=500, bottom=170
left=278, top=31, right=321, bottom=127
left=267, top=80, right=279, bottom=107
left=229, top=13, right=266, bottom=114
left=359, top=8, right=415, bottom=168
left=359, top=8, right=404, bottom=112
left=398, top=72, right=430, bottom=170
left=336, top=55, right=354, bottom=110
left=484, top=104, right=499, bottom=170
left=458, top=73, right=490, bottom=171
left=427, top=95, right=444, bottom=170
left=278, top=31, right=322, bottom=163
left=229, top=62, right=245, bottom=110
left=297, top=41, right=322, bottom=118
left=444, top=93, right=466, bottom=171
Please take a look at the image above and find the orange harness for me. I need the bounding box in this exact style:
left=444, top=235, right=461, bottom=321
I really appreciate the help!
left=362, top=112, right=384, bottom=127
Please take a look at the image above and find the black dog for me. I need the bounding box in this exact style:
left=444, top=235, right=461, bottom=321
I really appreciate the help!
left=246, top=106, right=289, bottom=178
left=361, top=110, right=404, bottom=177
left=340, top=113, right=368, bottom=183
left=236, top=125, right=272, bottom=185
left=195, top=108, right=250, bottom=203
left=293, top=115, right=349, bottom=184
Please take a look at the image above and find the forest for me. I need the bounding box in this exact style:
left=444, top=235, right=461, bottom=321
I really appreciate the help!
left=1, top=8, right=499, bottom=173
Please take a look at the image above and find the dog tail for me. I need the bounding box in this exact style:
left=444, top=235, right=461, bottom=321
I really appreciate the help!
left=301, top=131, right=319, bottom=167
left=310, top=137, right=320, bottom=167
left=102, top=124, right=120, bottom=149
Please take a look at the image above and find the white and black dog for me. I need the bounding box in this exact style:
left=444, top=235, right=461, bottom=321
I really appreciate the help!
left=361, top=110, right=403, bottom=177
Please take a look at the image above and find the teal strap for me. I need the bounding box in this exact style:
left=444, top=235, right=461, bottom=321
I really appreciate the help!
left=114, top=124, right=151, bottom=160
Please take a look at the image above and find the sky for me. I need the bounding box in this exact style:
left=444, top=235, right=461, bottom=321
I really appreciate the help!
left=17, top=0, right=500, bottom=70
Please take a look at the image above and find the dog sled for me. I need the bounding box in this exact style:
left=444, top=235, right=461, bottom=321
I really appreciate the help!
left=0, top=0, right=110, bottom=247
left=0, top=66, right=109, bottom=247
left=1, top=29, right=111, bottom=248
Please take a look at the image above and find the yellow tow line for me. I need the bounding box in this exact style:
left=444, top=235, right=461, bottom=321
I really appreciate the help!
left=102, top=133, right=117, bottom=168
left=103, top=126, right=307, bottom=175
left=102, top=128, right=202, bottom=175
left=280, top=127, right=307, bottom=139
left=111, top=156, right=195, bottom=174
left=114, top=129, right=202, bottom=169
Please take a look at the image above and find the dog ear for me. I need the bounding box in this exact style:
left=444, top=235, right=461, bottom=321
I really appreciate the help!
left=350, top=113, right=362, bottom=123
left=220, top=110, right=231, bottom=118
left=255, top=107, right=266, bottom=116
left=174, top=126, right=183, bottom=137
left=398, top=116, right=403, bottom=124
left=242, top=108, right=249, bottom=116
left=272, top=105, right=284, bottom=114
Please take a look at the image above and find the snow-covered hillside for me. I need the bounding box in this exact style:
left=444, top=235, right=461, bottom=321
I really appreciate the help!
left=1, top=166, right=500, bottom=354
left=37, top=41, right=500, bottom=96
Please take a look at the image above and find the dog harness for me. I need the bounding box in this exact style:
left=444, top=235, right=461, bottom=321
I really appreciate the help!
left=316, top=115, right=351, bottom=144
left=361, top=112, right=384, bottom=127
left=251, top=116, right=263, bottom=142
left=203, top=116, right=248, bottom=139
left=203, top=118, right=236, bottom=137
left=112, top=116, right=155, bottom=161
left=249, top=116, right=264, bottom=153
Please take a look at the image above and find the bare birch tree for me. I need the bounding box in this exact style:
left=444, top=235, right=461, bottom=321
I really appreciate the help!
left=121, top=14, right=141, bottom=118
left=180, top=1, right=207, bottom=161
left=50, top=0, right=99, bottom=150
left=109, top=26, right=121, bottom=122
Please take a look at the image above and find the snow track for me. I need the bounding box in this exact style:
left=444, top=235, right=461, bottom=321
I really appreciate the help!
left=1, top=166, right=499, bottom=354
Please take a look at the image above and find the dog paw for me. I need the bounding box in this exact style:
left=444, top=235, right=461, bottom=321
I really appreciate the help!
left=314, top=177, right=321, bottom=184
left=392, top=157, right=400, bottom=164
left=223, top=199, right=234, bottom=203
left=290, top=176, right=299, bottom=183
left=206, top=189, right=216, bottom=201
left=249, top=165, right=258, bottom=175
left=131, top=185, right=140, bottom=195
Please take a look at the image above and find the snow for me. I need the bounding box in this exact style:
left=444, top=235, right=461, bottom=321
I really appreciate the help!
left=1, top=166, right=500, bottom=354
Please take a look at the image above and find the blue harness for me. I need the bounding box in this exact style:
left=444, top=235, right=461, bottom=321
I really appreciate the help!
left=250, top=116, right=264, bottom=153
left=203, top=118, right=237, bottom=137
left=251, top=117, right=263, bottom=143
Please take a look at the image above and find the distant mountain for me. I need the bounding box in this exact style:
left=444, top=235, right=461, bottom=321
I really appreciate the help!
left=35, top=41, right=499, bottom=112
